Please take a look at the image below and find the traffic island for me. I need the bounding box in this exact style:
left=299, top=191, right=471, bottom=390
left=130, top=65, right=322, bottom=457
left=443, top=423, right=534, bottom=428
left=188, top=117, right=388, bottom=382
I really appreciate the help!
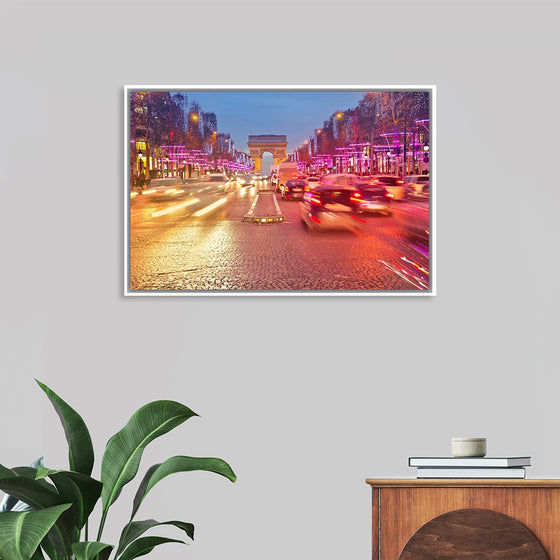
left=243, top=190, right=284, bottom=224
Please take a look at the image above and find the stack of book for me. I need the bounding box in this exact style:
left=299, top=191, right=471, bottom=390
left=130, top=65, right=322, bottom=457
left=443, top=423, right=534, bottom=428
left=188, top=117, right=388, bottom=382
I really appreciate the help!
left=409, top=456, right=531, bottom=478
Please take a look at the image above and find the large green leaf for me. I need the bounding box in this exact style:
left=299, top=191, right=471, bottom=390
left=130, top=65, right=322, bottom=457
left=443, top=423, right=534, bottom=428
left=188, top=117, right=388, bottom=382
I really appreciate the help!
left=37, top=534, right=57, bottom=560
left=72, top=541, right=113, bottom=560
left=117, top=519, right=194, bottom=556
left=11, top=467, right=57, bottom=494
left=0, top=466, right=19, bottom=513
left=36, top=467, right=102, bottom=529
left=130, top=456, right=236, bottom=521
left=0, top=465, right=15, bottom=478
left=118, top=536, right=185, bottom=560
left=0, top=503, right=71, bottom=560
left=0, top=475, right=76, bottom=558
left=41, top=520, right=77, bottom=560
left=0, top=477, right=61, bottom=510
left=100, top=401, right=197, bottom=513
left=1, top=464, right=57, bottom=513
left=36, top=380, right=94, bottom=476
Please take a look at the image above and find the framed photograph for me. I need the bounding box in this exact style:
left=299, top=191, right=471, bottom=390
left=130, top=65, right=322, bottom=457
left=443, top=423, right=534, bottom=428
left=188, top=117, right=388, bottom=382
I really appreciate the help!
left=124, top=86, right=435, bottom=296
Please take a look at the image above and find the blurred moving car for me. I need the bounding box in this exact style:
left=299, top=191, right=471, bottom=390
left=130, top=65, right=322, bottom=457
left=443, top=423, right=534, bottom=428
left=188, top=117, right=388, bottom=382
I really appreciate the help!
left=204, top=173, right=233, bottom=193
left=394, top=200, right=430, bottom=242
left=352, top=181, right=393, bottom=215
left=319, top=173, right=360, bottom=188
left=238, top=174, right=253, bottom=186
left=300, top=184, right=365, bottom=233
left=371, top=175, right=407, bottom=200
left=282, top=179, right=306, bottom=200
left=206, top=173, right=229, bottom=183
left=304, top=176, right=321, bottom=190
left=404, top=175, right=430, bottom=200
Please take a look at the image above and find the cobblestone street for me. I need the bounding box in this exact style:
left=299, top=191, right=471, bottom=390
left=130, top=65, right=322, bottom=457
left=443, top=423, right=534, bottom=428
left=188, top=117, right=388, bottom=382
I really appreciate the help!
left=129, top=181, right=428, bottom=293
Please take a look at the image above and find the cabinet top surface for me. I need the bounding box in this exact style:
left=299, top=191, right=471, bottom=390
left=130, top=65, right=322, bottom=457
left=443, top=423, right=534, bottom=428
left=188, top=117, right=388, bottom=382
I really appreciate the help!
left=365, top=478, right=560, bottom=488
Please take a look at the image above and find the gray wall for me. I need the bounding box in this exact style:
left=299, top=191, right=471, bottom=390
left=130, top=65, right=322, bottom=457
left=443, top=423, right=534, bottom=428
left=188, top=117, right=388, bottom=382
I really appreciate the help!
left=2, top=1, right=559, bottom=559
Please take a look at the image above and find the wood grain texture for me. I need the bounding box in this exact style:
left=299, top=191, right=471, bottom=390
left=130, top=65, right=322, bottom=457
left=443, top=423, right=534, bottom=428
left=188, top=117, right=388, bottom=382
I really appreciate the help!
left=378, top=487, right=560, bottom=559
left=372, top=488, right=379, bottom=560
left=398, top=508, right=547, bottom=560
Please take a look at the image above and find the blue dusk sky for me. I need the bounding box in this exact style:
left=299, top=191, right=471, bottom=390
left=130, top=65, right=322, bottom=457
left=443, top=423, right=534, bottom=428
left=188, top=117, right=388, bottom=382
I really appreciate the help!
left=172, top=89, right=368, bottom=153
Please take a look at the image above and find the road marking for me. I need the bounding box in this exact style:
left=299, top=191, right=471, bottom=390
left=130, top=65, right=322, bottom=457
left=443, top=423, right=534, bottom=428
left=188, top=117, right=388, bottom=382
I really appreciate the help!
left=152, top=198, right=199, bottom=217
left=272, top=194, right=282, bottom=216
left=192, top=196, right=228, bottom=217
left=244, top=193, right=261, bottom=218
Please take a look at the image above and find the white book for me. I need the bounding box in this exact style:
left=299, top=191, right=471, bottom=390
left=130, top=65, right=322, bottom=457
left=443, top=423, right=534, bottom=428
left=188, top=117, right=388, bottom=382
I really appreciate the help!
left=409, top=456, right=531, bottom=468
left=416, top=467, right=526, bottom=479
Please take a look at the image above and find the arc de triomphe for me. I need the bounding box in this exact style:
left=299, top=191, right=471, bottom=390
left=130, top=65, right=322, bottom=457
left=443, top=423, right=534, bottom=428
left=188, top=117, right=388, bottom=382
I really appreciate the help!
left=247, top=135, right=288, bottom=173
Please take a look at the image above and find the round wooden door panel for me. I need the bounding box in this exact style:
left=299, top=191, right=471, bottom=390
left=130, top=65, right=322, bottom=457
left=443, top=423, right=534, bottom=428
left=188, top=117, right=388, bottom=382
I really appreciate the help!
left=398, top=508, right=547, bottom=560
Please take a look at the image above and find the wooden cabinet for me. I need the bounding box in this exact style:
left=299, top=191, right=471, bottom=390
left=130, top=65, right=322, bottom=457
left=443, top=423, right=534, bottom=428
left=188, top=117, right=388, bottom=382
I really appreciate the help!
left=365, top=479, right=560, bottom=560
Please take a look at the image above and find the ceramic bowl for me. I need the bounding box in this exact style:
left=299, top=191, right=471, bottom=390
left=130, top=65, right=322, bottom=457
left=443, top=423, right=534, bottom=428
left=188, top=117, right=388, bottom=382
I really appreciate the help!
left=451, top=437, right=487, bottom=457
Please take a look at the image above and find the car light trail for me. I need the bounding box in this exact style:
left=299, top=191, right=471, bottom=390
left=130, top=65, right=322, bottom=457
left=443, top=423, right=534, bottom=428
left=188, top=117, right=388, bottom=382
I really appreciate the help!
left=401, top=255, right=429, bottom=275
left=379, top=260, right=429, bottom=290
left=151, top=198, right=199, bottom=217
left=351, top=216, right=367, bottom=224
left=192, top=197, right=228, bottom=217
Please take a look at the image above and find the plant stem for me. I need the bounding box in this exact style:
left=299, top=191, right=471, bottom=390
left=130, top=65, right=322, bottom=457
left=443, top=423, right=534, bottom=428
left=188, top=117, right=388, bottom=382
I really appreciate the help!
left=97, top=510, right=108, bottom=541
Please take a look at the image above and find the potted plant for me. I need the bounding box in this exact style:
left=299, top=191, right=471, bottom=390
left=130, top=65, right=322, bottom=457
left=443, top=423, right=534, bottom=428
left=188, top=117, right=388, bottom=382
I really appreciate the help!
left=0, top=380, right=236, bottom=560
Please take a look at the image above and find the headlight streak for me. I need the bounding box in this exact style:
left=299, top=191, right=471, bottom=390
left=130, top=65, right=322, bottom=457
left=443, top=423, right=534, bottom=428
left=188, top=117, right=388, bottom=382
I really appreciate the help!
left=151, top=198, right=199, bottom=217
left=192, top=196, right=228, bottom=217
left=379, top=260, right=429, bottom=290
left=400, top=256, right=429, bottom=275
